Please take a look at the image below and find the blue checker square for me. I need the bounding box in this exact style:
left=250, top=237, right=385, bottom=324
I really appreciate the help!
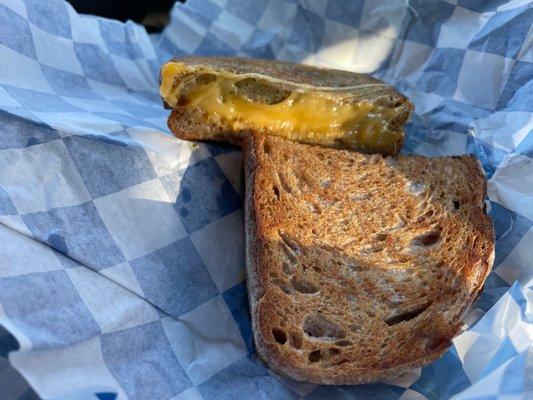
left=1, top=85, right=82, bottom=113
left=180, top=6, right=216, bottom=30
left=469, top=7, right=533, bottom=59
left=509, top=284, right=529, bottom=322
left=63, top=131, right=157, bottom=198
left=198, top=356, right=300, bottom=400
left=40, top=64, right=101, bottom=100
left=97, top=19, right=144, bottom=59
left=287, top=6, right=325, bottom=53
left=0, top=325, right=19, bottom=357
left=0, top=3, right=36, bottom=60
left=488, top=201, right=532, bottom=267
left=0, top=270, right=100, bottom=349
left=24, top=0, right=71, bottom=39
left=101, top=321, right=191, bottom=400
left=187, top=0, right=223, bottom=26
left=196, top=32, right=237, bottom=56
left=226, top=0, right=269, bottom=25
left=515, top=130, right=533, bottom=159
left=0, top=110, right=61, bottom=150
left=458, top=0, right=510, bottom=13
left=402, top=0, right=455, bottom=47
left=128, top=88, right=162, bottom=105
left=156, top=36, right=188, bottom=60
left=411, top=349, right=471, bottom=400
left=93, top=111, right=162, bottom=130
left=428, top=100, right=491, bottom=134
left=466, top=136, right=508, bottom=179
left=95, top=393, right=117, bottom=400
left=307, top=383, right=405, bottom=400
left=417, top=48, right=465, bottom=97
left=476, top=272, right=510, bottom=312
left=480, top=337, right=518, bottom=379
left=242, top=29, right=278, bottom=59
left=74, top=43, right=126, bottom=86
left=130, top=238, right=218, bottom=318
left=110, top=99, right=167, bottom=119
left=22, top=202, right=125, bottom=270
left=223, top=282, right=254, bottom=355
left=161, top=158, right=242, bottom=234
left=497, top=61, right=533, bottom=113
left=0, top=185, right=17, bottom=215
left=325, top=0, right=365, bottom=27
left=500, top=351, right=526, bottom=394
left=204, top=142, right=239, bottom=157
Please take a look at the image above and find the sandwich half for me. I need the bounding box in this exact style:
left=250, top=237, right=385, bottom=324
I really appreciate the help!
left=244, top=135, right=494, bottom=384
left=160, top=57, right=413, bottom=155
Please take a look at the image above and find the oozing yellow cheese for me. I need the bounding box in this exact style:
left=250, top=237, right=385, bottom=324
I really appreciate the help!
left=160, top=62, right=407, bottom=154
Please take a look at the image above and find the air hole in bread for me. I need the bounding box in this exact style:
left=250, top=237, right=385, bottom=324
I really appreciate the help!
left=369, top=245, right=384, bottom=253
left=307, top=201, right=321, bottom=214
left=282, top=262, right=292, bottom=275
left=272, top=186, right=280, bottom=200
left=375, top=233, right=388, bottom=242
left=281, top=245, right=297, bottom=263
left=453, top=200, right=460, bottom=210
left=308, top=350, right=322, bottom=363
left=321, top=179, right=331, bottom=189
left=385, top=302, right=432, bottom=326
left=291, top=277, right=319, bottom=294
left=407, top=181, right=425, bottom=195
left=351, top=193, right=372, bottom=201
left=290, top=331, right=303, bottom=349
left=411, top=230, right=441, bottom=247
left=329, top=347, right=341, bottom=355
left=271, top=278, right=292, bottom=294
left=233, top=77, right=291, bottom=104
left=313, top=266, right=322, bottom=273
left=279, top=231, right=299, bottom=253
left=335, top=339, right=353, bottom=346
left=303, top=313, right=345, bottom=340
left=263, top=141, right=271, bottom=154
left=334, top=358, right=349, bottom=366
left=278, top=172, right=292, bottom=194
left=416, top=209, right=434, bottom=223
left=272, top=327, right=287, bottom=344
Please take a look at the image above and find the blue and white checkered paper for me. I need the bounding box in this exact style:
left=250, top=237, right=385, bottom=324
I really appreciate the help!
left=0, top=0, right=532, bottom=399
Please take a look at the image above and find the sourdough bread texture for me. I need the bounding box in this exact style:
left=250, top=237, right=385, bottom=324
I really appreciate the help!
left=244, top=135, right=494, bottom=384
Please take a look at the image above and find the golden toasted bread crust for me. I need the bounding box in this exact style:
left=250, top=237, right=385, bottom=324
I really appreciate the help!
left=243, top=135, right=494, bottom=384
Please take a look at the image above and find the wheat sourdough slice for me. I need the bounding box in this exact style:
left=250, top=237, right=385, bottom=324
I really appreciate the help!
left=161, top=56, right=413, bottom=155
left=244, top=135, right=494, bottom=385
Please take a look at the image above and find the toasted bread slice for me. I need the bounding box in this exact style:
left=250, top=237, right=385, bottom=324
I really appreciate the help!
left=161, top=57, right=413, bottom=155
left=244, top=135, right=494, bottom=384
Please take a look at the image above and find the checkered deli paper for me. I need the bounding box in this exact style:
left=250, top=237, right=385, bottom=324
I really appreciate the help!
left=0, top=0, right=531, bottom=399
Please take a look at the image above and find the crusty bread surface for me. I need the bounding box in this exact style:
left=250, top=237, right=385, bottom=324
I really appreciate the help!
left=243, top=135, right=494, bottom=384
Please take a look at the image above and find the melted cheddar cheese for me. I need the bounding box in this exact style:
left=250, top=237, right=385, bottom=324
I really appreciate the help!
left=160, top=62, right=407, bottom=154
